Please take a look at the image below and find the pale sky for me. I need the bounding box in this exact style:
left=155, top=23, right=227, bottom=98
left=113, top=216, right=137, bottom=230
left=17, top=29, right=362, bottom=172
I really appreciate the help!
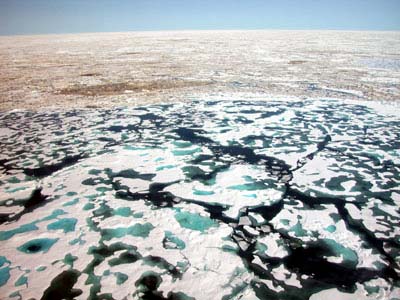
left=1, top=0, right=399, bottom=35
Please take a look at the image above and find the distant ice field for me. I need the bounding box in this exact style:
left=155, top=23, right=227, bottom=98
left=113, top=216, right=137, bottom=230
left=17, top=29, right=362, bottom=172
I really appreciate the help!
left=0, top=99, right=399, bottom=299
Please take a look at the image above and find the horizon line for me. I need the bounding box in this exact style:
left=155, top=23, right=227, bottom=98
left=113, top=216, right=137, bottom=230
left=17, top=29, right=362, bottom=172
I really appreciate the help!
left=1, top=27, right=400, bottom=38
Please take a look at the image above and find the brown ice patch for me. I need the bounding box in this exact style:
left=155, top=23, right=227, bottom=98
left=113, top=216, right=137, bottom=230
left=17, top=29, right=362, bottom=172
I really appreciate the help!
left=288, top=60, right=307, bottom=65
left=80, top=73, right=101, bottom=77
left=58, top=80, right=212, bottom=96
left=122, top=52, right=142, bottom=55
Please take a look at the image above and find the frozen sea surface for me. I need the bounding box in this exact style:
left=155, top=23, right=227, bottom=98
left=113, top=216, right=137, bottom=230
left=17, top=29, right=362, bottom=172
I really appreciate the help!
left=0, top=99, right=399, bottom=299
left=1, top=30, right=400, bottom=110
